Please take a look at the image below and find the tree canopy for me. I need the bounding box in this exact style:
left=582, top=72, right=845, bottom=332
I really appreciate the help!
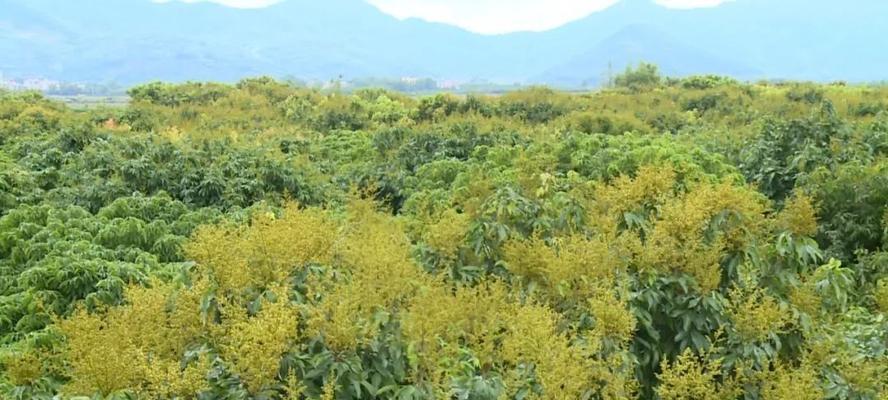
left=0, top=78, right=886, bottom=399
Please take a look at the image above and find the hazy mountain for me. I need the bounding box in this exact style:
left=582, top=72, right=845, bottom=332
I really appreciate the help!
left=525, top=0, right=888, bottom=83
left=2, top=0, right=887, bottom=85
left=2, top=0, right=490, bottom=82
left=535, top=25, right=761, bottom=87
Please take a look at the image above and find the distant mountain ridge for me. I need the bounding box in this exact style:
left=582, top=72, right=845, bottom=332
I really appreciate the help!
left=2, top=0, right=887, bottom=85
left=536, top=25, right=761, bottom=86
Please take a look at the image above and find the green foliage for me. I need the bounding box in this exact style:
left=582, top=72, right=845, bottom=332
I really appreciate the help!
left=128, top=81, right=231, bottom=107
left=614, top=62, right=663, bottom=90
left=740, top=102, right=868, bottom=200
left=804, top=160, right=888, bottom=266
left=678, top=75, right=739, bottom=90
left=498, top=87, right=571, bottom=123
left=0, top=195, right=224, bottom=342
left=2, top=80, right=888, bottom=399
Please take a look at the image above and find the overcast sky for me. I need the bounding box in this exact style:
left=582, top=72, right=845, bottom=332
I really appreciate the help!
left=162, top=0, right=732, bottom=34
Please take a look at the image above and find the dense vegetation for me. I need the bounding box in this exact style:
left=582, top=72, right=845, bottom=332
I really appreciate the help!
left=0, top=75, right=886, bottom=399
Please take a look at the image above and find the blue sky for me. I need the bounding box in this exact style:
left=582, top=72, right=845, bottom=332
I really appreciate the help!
left=158, top=0, right=732, bottom=34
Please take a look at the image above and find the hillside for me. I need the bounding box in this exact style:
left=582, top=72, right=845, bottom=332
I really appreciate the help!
left=535, top=25, right=760, bottom=87
left=3, top=0, right=888, bottom=84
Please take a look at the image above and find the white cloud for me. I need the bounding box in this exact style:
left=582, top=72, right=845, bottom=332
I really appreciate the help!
left=365, top=0, right=733, bottom=34
left=654, top=0, right=730, bottom=9
left=153, top=0, right=282, bottom=9
left=365, top=0, right=619, bottom=34
left=156, top=0, right=734, bottom=33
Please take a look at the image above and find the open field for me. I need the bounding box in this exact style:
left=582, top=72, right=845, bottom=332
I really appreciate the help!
left=46, top=95, right=130, bottom=109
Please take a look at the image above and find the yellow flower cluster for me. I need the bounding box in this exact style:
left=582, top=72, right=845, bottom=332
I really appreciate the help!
left=876, top=279, right=888, bottom=313
left=409, top=221, right=637, bottom=398
left=503, top=235, right=617, bottom=291
left=320, top=373, right=337, bottom=400
left=306, top=199, right=427, bottom=351
left=52, top=186, right=784, bottom=399
left=402, top=281, right=635, bottom=399
left=218, top=286, right=299, bottom=391
left=501, top=235, right=636, bottom=345
left=59, top=204, right=335, bottom=397
left=726, top=288, right=790, bottom=342
left=587, top=289, right=637, bottom=344
left=775, top=192, right=819, bottom=236
left=637, top=182, right=767, bottom=292
left=831, top=353, right=887, bottom=397
left=587, top=166, right=676, bottom=238
left=401, top=281, right=510, bottom=392
left=656, top=349, right=743, bottom=400
left=758, top=360, right=822, bottom=400
left=788, top=281, right=822, bottom=317
left=728, top=290, right=790, bottom=342
left=58, top=281, right=207, bottom=397
left=1, top=350, right=44, bottom=386
left=185, top=203, right=337, bottom=294
left=804, top=334, right=886, bottom=398
left=422, top=208, right=471, bottom=259
left=500, top=302, right=597, bottom=399
left=583, top=167, right=768, bottom=293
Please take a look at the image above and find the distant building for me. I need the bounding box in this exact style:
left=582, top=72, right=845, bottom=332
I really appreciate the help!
left=0, top=76, right=60, bottom=91
left=437, top=80, right=461, bottom=90
left=0, top=72, right=14, bottom=90
left=22, top=78, right=60, bottom=91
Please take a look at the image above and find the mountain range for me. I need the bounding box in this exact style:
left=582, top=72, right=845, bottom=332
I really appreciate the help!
left=2, top=0, right=887, bottom=86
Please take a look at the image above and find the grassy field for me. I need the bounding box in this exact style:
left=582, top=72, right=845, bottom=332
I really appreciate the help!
left=47, top=95, right=130, bottom=109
